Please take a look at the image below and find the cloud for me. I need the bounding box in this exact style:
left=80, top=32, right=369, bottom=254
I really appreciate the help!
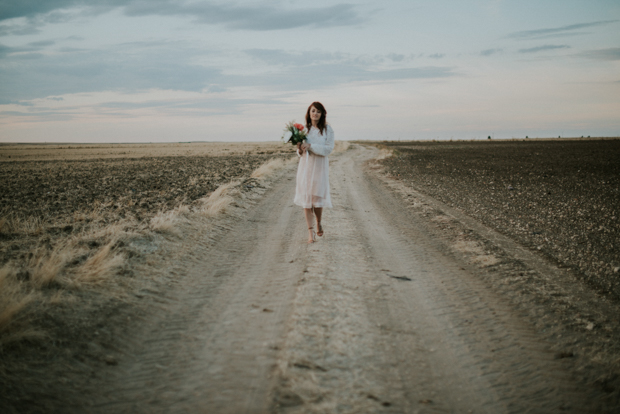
left=96, top=96, right=286, bottom=112
left=428, top=53, right=445, bottom=59
left=506, top=20, right=618, bottom=39
left=0, top=99, right=34, bottom=106
left=0, top=41, right=59, bottom=58
left=0, top=43, right=11, bottom=58
left=245, top=49, right=342, bottom=66
left=0, top=0, right=365, bottom=31
left=0, top=20, right=40, bottom=36
left=0, top=95, right=288, bottom=123
left=12, top=52, right=45, bottom=60
left=229, top=62, right=456, bottom=91
left=480, top=48, right=502, bottom=56
left=0, top=38, right=456, bottom=108
left=245, top=49, right=416, bottom=68
left=242, top=49, right=455, bottom=88
left=0, top=3, right=97, bottom=35
left=125, top=2, right=364, bottom=31
left=0, top=41, right=223, bottom=101
left=0, top=109, right=80, bottom=122
left=387, top=53, right=405, bottom=62
left=576, top=47, right=620, bottom=61
left=28, top=40, right=56, bottom=47
left=0, top=0, right=82, bottom=21
left=518, top=45, right=570, bottom=54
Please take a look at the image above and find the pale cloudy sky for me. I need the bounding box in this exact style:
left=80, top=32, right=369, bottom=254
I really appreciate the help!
left=0, top=0, right=619, bottom=142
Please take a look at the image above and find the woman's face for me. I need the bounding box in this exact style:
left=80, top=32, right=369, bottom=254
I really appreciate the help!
left=309, top=106, right=322, bottom=123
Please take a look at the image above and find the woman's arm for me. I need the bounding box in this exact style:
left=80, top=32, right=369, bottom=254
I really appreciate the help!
left=308, top=125, right=335, bottom=157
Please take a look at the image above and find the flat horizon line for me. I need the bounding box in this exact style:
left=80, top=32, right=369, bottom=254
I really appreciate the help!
left=1, top=136, right=620, bottom=146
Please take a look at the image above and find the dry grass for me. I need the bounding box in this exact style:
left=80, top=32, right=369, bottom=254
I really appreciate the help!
left=333, top=141, right=351, bottom=153
left=197, top=181, right=240, bottom=217
left=87, top=222, right=132, bottom=240
left=0, top=212, right=45, bottom=235
left=201, top=156, right=292, bottom=215
left=28, top=246, right=72, bottom=288
left=4, top=227, right=134, bottom=291
left=75, top=240, right=125, bottom=286
left=250, top=158, right=287, bottom=179
left=150, top=205, right=190, bottom=236
left=0, top=225, right=133, bottom=346
left=0, top=145, right=291, bottom=350
left=150, top=211, right=178, bottom=234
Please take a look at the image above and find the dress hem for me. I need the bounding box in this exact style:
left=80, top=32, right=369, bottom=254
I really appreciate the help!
left=293, top=201, right=332, bottom=209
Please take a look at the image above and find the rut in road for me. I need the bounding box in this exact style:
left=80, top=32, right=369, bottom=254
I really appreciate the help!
left=93, top=145, right=594, bottom=413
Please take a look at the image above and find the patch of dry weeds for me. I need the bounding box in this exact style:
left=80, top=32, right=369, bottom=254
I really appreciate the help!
left=75, top=240, right=125, bottom=286
left=251, top=158, right=287, bottom=179
left=0, top=148, right=293, bottom=349
left=0, top=144, right=298, bottom=411
left=197, top=180, right=240, bottom=217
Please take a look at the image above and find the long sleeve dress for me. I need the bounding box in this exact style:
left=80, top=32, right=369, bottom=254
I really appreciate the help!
left=294, top=125, right=335, bottom=209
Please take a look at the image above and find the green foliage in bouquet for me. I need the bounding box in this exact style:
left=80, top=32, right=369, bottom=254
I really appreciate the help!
left=282, top=121, right=307, bottom=145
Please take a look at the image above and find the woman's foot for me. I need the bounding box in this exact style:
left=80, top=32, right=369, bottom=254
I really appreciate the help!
left=317, top=222, right=324, bottom=237
left=308, top=227, right=316, bottom=243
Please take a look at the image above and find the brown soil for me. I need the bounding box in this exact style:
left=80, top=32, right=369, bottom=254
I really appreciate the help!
left=374, top=138, right=620, bottom=301
left=0, top=143, right=290, bottom=268
left=0, top=142, right=284, bottom=162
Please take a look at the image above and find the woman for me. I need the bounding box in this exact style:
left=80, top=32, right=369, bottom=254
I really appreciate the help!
left=294, top=102, right=335, bottom=243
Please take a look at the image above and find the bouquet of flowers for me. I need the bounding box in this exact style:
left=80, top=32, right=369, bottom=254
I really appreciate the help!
left=282, top=121, right=307, bottom=146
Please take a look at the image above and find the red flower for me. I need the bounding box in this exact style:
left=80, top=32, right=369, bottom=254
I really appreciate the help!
left=294, top=123, right=304, bottom=131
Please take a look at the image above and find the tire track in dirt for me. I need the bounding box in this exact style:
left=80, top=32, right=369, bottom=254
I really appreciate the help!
left=90, top=173, right=309, bottom=413
left=271, top=145, right=595, bottom=413
left=90, top=145, right=597, bottom=413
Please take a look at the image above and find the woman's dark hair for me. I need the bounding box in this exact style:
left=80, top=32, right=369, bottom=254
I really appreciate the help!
left=305, top=102, right=327, bottom=135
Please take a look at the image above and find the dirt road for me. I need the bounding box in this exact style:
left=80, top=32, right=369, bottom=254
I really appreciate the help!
left=87, top=145, right=600, bottom=413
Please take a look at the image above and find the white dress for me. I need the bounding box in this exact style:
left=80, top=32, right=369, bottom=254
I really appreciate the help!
left=294, top=125, right=335, bottom=209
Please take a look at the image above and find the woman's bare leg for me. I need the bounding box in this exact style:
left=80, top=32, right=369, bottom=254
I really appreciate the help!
left=304, top=208, right=315, bottom=242
left=314, top=207, right=323, bottom=236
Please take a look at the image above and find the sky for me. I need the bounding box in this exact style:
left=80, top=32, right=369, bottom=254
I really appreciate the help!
left=0, top=0, right=619, bottom=143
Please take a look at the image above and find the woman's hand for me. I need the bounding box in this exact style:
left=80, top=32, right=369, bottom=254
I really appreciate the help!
left=296, top=142, right=304, bottom=155
left=300, top=142, right=311, bottom=153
